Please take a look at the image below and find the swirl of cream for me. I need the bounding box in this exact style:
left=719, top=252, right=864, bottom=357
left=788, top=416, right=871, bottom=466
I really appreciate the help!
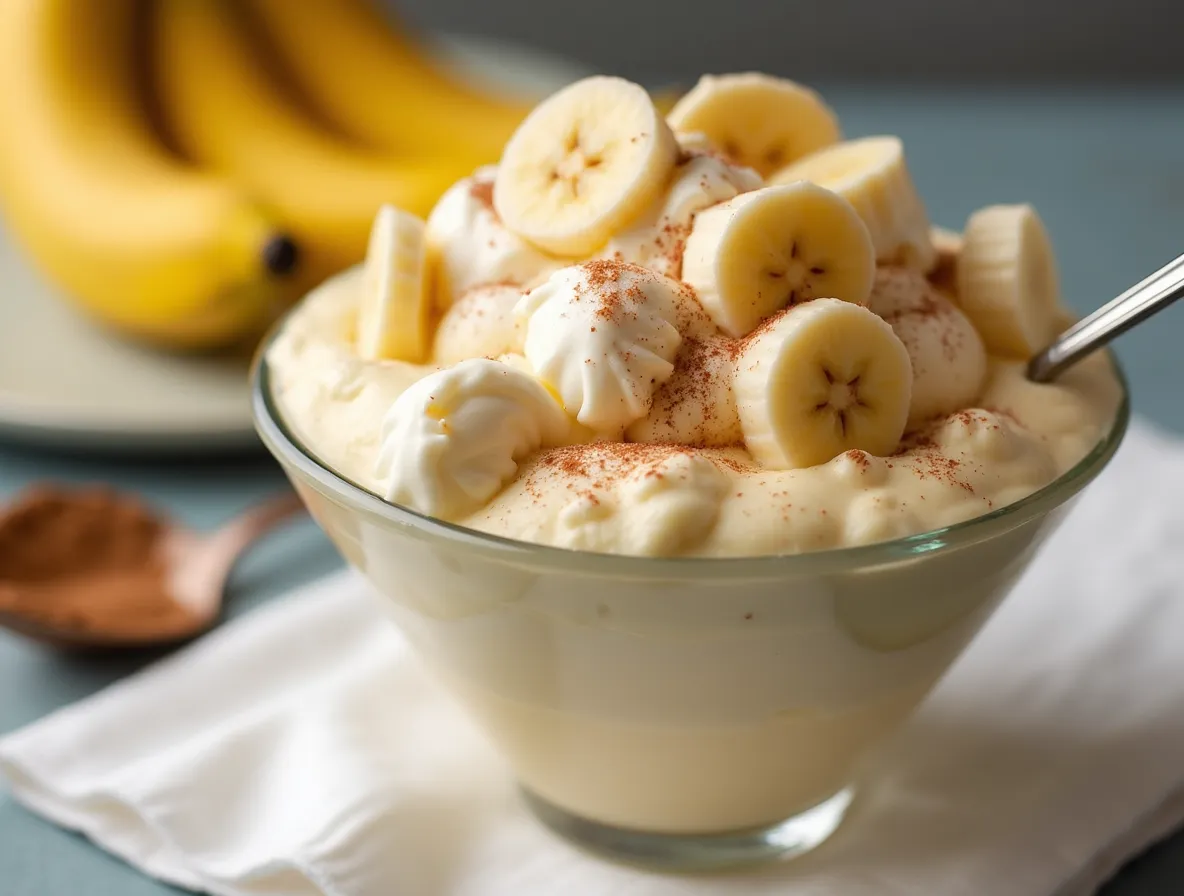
left=432, top=283, right=527, bottom=365
left=377, top=358, right=569, bottom=519
left=516, top=260, right=684, bottom=431
left=425, top=167, right=561, bottom=308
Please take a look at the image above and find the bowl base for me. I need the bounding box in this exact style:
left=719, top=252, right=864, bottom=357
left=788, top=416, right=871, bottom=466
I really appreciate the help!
left=520, top=785, right=853, bottom=873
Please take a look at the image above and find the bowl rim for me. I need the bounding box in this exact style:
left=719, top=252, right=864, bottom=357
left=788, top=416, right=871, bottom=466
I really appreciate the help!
left=251, top=326, right=1131, bottom=581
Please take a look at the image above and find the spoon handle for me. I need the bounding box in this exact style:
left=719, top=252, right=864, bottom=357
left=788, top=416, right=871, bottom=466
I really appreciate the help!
left=1028, top=251, right=1184, bottom=382
left=216, top=491, right=306, bottom=546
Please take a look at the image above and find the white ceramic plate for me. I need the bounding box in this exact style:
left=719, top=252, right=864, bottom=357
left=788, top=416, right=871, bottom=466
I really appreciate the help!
left=0, top=35, right=589, bottom=453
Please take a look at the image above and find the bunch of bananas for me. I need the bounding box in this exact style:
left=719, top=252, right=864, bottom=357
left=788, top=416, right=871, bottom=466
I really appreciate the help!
left=0, top=0, right=544, bottom=350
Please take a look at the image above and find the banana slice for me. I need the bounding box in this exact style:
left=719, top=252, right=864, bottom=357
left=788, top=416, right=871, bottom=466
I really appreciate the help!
left=681, top=182, right=875, bottom=337
left=356, top=205, right=431, bottom=362
left=432, top=283, right=526, bottom=365
left=377, top=358, right=570, bottom=519
left=516, top=260, right=684, bottom=431
left=733, top=299, right=912, bottom=469
left=957, top=203, right=1062, bottom=357
left=493, top=75, right=679, bottom=256
left=770, top=136, right=936, bottom=272
left=667, top=73, right=840, bottom=177
left=868, top=267, right=986, bottom=430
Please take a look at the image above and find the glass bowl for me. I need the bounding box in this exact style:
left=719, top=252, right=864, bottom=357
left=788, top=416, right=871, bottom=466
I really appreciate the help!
left=251, top=336, right=1129, bottom=872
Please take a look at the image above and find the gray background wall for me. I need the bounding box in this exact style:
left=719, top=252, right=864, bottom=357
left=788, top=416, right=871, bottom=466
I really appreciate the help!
left=387, top=0, right=1184, bottom=84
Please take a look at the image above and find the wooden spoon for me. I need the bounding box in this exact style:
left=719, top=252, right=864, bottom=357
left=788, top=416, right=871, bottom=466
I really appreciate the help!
left=0, top=485, right=305, bottom=649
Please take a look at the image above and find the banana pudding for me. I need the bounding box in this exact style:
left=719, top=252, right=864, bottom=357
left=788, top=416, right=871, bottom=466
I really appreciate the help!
left=269, top=73, right=1120, bottom=558
left=259, top=72, right=1127, bottom=855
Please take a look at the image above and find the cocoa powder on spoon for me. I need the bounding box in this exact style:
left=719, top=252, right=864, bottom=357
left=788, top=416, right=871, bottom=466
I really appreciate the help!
left=0, top=486, right=198, bottom=641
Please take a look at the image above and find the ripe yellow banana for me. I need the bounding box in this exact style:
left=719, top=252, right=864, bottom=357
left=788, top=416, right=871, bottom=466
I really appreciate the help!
left=244, top=0, right=533, bottom=165
left=151, top=0, right=465, bottom=294
left=0, top=0, right=297, bottom=349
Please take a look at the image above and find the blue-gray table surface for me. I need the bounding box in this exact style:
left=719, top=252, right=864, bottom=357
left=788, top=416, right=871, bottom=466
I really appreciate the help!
left=2, top=86, right=1183, bottom=894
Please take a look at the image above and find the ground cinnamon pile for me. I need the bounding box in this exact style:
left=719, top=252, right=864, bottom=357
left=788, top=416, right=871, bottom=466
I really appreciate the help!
left=0, top=486, right=195, bottom=640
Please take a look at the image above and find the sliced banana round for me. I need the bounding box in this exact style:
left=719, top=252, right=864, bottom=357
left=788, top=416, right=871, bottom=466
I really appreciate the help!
left=432, top=283, right=526, bottom=365
left=957, top=203, right=1062, bottom=357
left=377, top=358, right=570, bottom=519
left=733, top=299, right=912, bottom=469
left=667, top=73, right=840, bottom=177
left=425, top=169, right=559, bottom=310
left=770, top=136, right=936, bottom=272
left=516, top=260, right=684, bottom=431
left=493, top=76, right=679, bottom=257
left=681, top=182, right=875, bottom=338
left=868, top=266, right=986, bottom=430
left=356, top=205, right=431, bottom=363
left=605, top=152, right=762, bottom=278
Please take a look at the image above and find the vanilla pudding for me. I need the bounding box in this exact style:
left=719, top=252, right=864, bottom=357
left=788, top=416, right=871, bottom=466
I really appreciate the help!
left=261, top=73, right=1124, bottom=846
left=269, top=265, right=1119, bottom=557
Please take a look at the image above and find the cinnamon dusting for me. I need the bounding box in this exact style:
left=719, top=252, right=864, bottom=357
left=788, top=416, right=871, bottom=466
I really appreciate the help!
left=469, top=179, right=495, bottom=211
left=527, top=442, right=753, bottom=499
left=640, top=337, right=734, bottom=445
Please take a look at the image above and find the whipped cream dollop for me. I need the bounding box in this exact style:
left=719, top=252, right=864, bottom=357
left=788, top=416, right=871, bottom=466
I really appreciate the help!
left=432, top=283, right=526, bottom=365
left=376, top=358, right=569, bottom=519
left=425, top=166, right=560, bottom=308
left=516, top=260, right=685, bottom=431
left=868, top=267, right=988, bottom=429
left=625, top=335, right=743, bottom=446
left=605, top=152, right=762, bottom=278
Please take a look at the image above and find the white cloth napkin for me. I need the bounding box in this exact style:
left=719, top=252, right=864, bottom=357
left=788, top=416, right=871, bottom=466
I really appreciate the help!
left=4, top=418, right=1184, bottom=896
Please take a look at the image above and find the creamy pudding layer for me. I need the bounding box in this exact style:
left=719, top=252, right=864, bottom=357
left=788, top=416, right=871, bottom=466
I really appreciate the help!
left=267, top=71, right=1121, bottom=559
left=268, top=264, right=1119, bottom=557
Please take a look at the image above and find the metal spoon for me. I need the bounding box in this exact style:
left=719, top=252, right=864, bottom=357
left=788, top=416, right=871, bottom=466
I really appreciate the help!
left=1028, top=252, right=1184, bottom=382
left=0, top=487, right=305, bottom=649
